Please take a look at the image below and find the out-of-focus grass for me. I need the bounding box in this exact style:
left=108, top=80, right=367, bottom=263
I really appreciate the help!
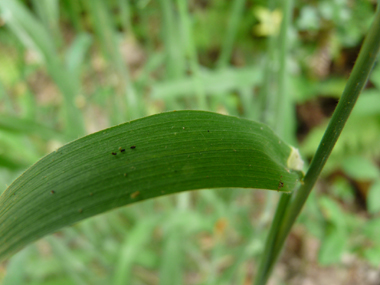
left=0, top=0, right=379, bottom=284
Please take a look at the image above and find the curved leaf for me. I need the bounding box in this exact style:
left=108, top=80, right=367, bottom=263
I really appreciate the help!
left=0, top=111, right=303, bottom=261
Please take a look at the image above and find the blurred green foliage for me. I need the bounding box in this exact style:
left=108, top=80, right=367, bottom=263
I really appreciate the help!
left=0, top=0, right=379, bottom=284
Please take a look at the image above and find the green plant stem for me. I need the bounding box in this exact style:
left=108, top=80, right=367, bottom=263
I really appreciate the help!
left=85, top=0, right=140, bottom=121
left=260, top=0, right=277, bottom=127
left=213, top=0, right=246, bottom=118
left=255, top=7, right=380, bottom=285
left=32, top=0, right=61, bottom=45
left=160, top=0, right=183, bottom=80
left=176, top=0, right=207, bottom=110
left=275, top=0, right=294, bottom=139
left=254, top=2, right=295, bottom=284
left=159, top=0, right=183, bottom=111
left=216, top=0, right=246, bottom=69
left=254, top=194, right=291, bottom=285
left=62, top=0, right=83, bottom=32
left=118, top=0, right=133, bottom=35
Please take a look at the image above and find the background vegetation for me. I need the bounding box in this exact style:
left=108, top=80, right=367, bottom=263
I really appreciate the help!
left=0, top=0, right=379, bottom=284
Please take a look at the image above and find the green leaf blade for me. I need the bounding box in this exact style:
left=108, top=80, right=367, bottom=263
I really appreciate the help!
left=0, top=111, right=303, bottom=261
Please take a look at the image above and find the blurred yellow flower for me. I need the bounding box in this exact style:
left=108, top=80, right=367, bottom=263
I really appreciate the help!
left=253, top=7, right=283, bottom=36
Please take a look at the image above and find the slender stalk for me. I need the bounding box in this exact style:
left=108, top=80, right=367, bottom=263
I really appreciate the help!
left=256, top=0, right=282, bottom=234
left=275, top=0, right=294, bottom=139
left=256, top=7, right=380, bottom=284
left=253, top=194, right=291, bottom=285
left=62, top=0, right=83, bottom=32
left=216, top=0, right=246, bottom=69
left=254, top=1, right=295, bottom=283
left=176, top=0, right=207, bottom=110
left=213, top=0, right=245, bottom=118
left=160, top=0, right=184, bottom=80
left=118, top=0, right=133, bottom=35
left=259, top=0, right=277, bottom=127
left=32, top=0, right=61, bottom=45
left=85, top=0, right=140, bottom=121
left=159, top=0, right=183, bottom=110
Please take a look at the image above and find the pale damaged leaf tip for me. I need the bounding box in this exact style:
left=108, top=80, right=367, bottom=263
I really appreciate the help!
left=287, top=146, right=304, bottom=172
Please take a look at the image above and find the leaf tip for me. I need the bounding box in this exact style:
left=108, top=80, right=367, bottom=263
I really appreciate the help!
left=287, top=146, right=304, bottom=172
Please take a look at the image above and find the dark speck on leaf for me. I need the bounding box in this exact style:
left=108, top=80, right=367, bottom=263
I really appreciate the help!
left=278, top=176, right=284, bottom=191
left=207, top=130, right=210, bottom=132
left=79, top=209, right=83, bottom=213
left=51, top=190, right=55, bottom=194
left=112, top=152, right=117, bottom=155
left=130, top=146, right=136, bottom=149
left=119, top=147, right=125, bottom=152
